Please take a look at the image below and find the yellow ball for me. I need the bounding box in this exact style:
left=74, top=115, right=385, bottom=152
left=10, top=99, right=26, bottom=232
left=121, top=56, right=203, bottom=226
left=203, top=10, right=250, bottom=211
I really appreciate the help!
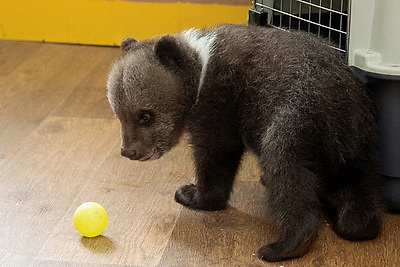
left=73, top=202, right=108, bottom=237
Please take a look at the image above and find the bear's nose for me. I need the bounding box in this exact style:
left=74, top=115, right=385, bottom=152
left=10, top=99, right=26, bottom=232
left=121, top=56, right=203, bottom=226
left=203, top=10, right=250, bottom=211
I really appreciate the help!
left=121, top=148, right=136, bottom=159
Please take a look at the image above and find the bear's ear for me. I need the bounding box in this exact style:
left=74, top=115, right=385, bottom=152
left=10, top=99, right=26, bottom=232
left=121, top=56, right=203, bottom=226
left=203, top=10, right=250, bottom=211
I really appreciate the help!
left=121, top=37, right=137, bottom=54
left=154, top=35, right=186, bottom=69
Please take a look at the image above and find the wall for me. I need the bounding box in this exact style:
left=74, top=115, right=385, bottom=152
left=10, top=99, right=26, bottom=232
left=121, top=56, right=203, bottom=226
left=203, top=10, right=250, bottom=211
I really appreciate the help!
left=0, top=0, right=251, bottom=46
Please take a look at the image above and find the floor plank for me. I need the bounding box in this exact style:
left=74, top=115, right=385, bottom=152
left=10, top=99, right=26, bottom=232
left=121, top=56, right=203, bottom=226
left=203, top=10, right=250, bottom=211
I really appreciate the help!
left=0, top=42, right=113, bottom=165
left=0, top=117, right=118, bottom=262
left=51, top=47, right=119, bottom=119
left=159, top=180, right=274, bottom=267
left=35, top=140, right=192, bottom=266
left=0, top=40, right=42, bottom=77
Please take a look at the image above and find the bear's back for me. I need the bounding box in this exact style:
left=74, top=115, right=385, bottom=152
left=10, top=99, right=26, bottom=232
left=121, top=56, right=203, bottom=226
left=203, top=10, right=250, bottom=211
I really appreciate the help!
left=197, top=24, right=374, bottom=159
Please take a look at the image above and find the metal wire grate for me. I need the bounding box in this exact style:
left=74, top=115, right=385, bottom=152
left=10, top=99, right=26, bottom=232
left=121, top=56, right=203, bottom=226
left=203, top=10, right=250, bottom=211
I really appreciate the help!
left=252, top=0, right=349, bottom=52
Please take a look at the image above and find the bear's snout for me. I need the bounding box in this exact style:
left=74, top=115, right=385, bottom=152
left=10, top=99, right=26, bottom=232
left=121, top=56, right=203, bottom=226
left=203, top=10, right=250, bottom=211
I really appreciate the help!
left=121, top=147, right=158, bottom=161
left=121, top=148, right=137, bottom=160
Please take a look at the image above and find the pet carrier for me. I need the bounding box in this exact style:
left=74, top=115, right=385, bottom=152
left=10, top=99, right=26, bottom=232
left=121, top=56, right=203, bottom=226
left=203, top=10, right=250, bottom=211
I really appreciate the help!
left=249, top=0, right=400, bottom=211
left=248, top=0, right=349, bottom=52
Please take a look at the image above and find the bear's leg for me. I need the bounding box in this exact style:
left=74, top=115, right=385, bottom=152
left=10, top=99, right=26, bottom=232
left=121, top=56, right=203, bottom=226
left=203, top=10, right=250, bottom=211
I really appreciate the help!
left=175, top=145, right=243, bottom=211
left=323, top=160, right=382, bottom=241
left=258, top=157, right=322, bottom=262
left=256, top=110, right=325, bottom=261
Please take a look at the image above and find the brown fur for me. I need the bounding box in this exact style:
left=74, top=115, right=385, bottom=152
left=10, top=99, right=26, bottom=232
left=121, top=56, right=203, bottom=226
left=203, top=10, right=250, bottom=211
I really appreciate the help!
left=107, top=24, right=382, bottom=262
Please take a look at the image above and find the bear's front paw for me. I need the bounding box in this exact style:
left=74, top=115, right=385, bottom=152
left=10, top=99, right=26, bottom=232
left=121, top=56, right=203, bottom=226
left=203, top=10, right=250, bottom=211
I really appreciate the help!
left=258, top=238, right=311, bottom=262
left=174, top=184, right=227, bottom=211
left=258, top=243, right=287, bottom=262
left=174, top=184, right=199, bottom=209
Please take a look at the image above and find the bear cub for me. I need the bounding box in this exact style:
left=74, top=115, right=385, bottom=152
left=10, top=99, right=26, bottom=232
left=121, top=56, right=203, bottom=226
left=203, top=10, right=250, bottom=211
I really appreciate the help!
left=107, top=24, right=382, bottom=262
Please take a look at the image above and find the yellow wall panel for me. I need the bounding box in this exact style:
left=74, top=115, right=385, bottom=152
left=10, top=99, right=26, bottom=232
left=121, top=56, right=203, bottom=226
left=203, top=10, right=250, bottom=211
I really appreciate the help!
left=0, top=0, right=250, bottom=45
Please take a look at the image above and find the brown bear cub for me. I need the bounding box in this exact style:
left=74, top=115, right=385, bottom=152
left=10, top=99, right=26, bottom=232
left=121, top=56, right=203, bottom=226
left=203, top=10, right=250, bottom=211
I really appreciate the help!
left=107, top=24, right=382, bottom=262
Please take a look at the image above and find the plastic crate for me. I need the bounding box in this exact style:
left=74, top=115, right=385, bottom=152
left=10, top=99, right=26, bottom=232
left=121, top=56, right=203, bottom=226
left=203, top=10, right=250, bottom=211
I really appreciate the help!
left=348, top=0, right=400, bottom=211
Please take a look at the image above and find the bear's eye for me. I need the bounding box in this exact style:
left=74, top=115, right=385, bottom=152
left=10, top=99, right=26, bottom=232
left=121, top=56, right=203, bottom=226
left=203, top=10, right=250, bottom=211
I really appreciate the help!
left=138, top=111, right=152, bottom=125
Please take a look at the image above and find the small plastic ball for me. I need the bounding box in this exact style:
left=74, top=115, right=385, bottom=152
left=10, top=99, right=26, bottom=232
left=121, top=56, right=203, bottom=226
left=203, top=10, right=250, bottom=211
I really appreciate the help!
left=73, top=202, right=108, bottom=237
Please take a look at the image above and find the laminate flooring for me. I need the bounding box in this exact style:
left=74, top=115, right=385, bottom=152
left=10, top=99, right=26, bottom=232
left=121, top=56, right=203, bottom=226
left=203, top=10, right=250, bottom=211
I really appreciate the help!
left=0, top=40, right=399, bottom=266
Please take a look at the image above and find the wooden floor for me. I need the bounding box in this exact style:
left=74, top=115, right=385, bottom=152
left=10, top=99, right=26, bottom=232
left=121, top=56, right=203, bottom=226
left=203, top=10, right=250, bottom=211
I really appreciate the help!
left=0, top=40, right=399, bottom=267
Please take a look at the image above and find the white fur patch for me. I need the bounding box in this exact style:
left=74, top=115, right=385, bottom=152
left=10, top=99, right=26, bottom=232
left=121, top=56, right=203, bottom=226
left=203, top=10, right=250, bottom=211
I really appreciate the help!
left=181, top=28, right=216, bottom=101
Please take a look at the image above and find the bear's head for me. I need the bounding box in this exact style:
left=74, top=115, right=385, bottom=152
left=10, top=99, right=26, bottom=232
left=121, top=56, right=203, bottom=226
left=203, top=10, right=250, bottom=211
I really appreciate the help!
left=107, top=36, right=200, bottom=161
